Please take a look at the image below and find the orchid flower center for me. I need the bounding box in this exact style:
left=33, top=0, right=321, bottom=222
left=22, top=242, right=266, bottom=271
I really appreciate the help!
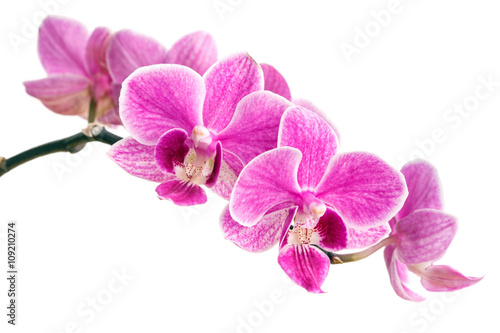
left=288, top=226, right=320, bottom=246
left=191, top=125, right=213, bottom=148
left=174, top=148, right=215, bottom=185
left=295, top=193, right=326, bottom=228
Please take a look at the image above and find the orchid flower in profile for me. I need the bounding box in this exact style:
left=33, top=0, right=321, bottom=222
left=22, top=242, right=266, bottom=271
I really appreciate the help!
left=108, top=53, right=294, bottom=205
left=223, top=106, right=408, bottom=293
left=23, top=16, right=119, bottom=124
left=384, top=160, right=482, bottom=301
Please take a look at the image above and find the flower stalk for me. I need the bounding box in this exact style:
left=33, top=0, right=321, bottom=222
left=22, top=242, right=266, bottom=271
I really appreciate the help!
left=0, top=124, right=122, bottom=178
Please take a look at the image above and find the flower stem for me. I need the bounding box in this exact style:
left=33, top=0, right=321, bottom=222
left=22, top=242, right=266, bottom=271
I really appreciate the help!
left=87, top=99, right=97, bottom=123
left=0, top=124, right=122, bottom=178
left=315, top=235, right=398, bottom=265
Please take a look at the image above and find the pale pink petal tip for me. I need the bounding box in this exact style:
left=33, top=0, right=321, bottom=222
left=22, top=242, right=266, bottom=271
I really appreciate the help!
left=420, top=265, right=483, bottom=292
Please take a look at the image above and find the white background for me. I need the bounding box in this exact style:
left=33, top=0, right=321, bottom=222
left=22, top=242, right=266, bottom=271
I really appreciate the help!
left=1, top=0, right=498, bottom=332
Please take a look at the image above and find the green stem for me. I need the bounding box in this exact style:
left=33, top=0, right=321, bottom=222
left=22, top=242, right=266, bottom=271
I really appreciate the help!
left=315, top=235, right=398, bottom=265
left=0, top=125, right=122, bottom=178
left=87, top=99, right=97, bottom=123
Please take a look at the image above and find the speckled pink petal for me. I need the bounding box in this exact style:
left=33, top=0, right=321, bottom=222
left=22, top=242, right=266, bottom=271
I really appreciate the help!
left=316, top=152, right=407, bottom=228
left=217, top=91, right=292, bottom=164
left=211, top=150, right=244, bottom=200
left=260, top=63, right=291, bottom=100
left=107, top=29, right=167, bottom=83
left=24, top=74, right=91, bottom=115
left=85, top=27, right=112, bottom=76
left=384, top=245, right=425, bottom=302
left=120, top=64, right=205, bottom=145
left=156, top=180, right=207, bottom=206
left=315, top=207, right=347, bottom=252
left=108, top=137, right=169, bottom=183
left=292, top=98, right=340, bottom=141
left=38, top=16, right=89, bottom=76
left=396, top=209, right=457, bottom=265
left=202, top=53, right=264, bottom=133
left=220, top=205, right=296, bottom=253
left=279, top=106, right=338, bottom=190
left=230, top=147, right=302, bottom=226
left=165, top=31, right=217, bottom=75
left=419, top=265, right=483, bottom=292
left=397, top=160, right=443, bottom=220
left=346, top=224, right=390, bottom=249
left=278, top=244, right=330, bottom=294
left=205, top=142, right=222, bottom=188
left=154, top=129, right=190, bottom=174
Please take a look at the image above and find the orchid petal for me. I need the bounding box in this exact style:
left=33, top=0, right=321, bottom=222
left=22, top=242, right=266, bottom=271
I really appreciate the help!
left=154, top=129, right=190, bottom=174
left=202, top=53, right=264, bottom=133
left=384, top=245, right=425, bottom=302
left=211, top=150, right=244, bottom=200
left=396, top=209, right=457, bottom=265
left=120, top=64, right=205, bottom=145
left=38, top=16, right=89, bottom=76
left=316, top=152, right=407, bottom=228
left=292, top=98, right=340, bottom=141
left=220, top=205, right=296, bottom=253
left=107, top=29, right=167, bottom=83
left=165, top=31, right=217, bottom=75
left=278, top=244, right=330, bottom=294
left=156, top=180, right=207, bottom=206
left=419, top=265, right=483, bottom=292
left=398, top=160, right=443, bottom=220
left=260, top=63, right=291, bottom=100
left=205, top=142, right=222, bottom=188
left=279, top=106, right=338, bottom=190
left=217, top=91, right=292, bottom=164
left=85, top=27, right=112, bottom=76
left=97, top=106, right=122, bottom=126
left=107, top=137, right=168, bottom=183
left=346, top=224, right=390, bottom=249
left=315, top=207, right=347, bottom=252
left=24, top=74, right=91, bottom=115
left=230, top=147, right=302, bottom=226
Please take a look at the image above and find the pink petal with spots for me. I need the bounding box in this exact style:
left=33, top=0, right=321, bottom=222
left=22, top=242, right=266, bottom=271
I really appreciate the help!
left=217, top=91, right=292, bottom=164
left=120, top=64, right=205, bottom=145
left=419, top=265, right=483, bottom=292
left=279, top=106, right=338, bottom=190
left=315, top=207, right=347, bottom=252
left=156, top=180, right=207, bottom=206
left=24, top=74, right=91, bottom=116
left=38, top=16, right=89, bottom=76
left=278, top=244, right=330, bottom=293
left=316, top=152, right=407, bottom=228
left=346, top=224, right=390, bottom=249
left=398, top=160, right=443, bottom=220
left=230, top=147, right=302, bottom=226
left=396, top=209, right=457, bottom=265
left=260, top=63, right=291, bottom=100
left=384, top=245, right=425, bottom=302
left=107, top=137, right=169, bottom=183
left=202, top=53, right=264, bottom=133
left=220, top=205, right=296, bottom=253
left=165, top=31, right=217, bottom=75
left=107, top=29, right=167, bottom=83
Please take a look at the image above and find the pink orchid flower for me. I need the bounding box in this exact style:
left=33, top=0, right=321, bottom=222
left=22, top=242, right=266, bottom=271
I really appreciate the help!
left=223, top=106, right=408, bottom=293
left=24, top=16, right=218, bottom=126
left=23, top=16, right=118, bottom=124
left=108, top=53, right=294, bottom=205
left=384, top=160, right=482, bottom=301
